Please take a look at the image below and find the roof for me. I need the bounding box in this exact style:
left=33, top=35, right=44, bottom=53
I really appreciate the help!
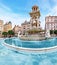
left=46, top=16, right=57, bottom=18
left=32, top=5, right=38, bottom=9
left=21, top=21, right=30, bottom=25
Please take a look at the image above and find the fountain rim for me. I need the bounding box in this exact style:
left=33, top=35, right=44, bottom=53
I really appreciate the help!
left=3, top=40, right=57, bottom=53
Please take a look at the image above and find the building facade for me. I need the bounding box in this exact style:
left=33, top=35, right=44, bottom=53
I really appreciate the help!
left=3, top=21, right=12, bottom=32
left=21, top=5, right=41, bottom=34
left=0, top=20, right=3, bottom=37
left=21, top=21, right=31, bottom=34
left=13, top=25, right=21, bottom=36
left=45, top=16, right=57, bottom=30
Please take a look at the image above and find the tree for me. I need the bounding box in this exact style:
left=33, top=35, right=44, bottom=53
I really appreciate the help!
left=54, top=30, right=57, bottom=35
left=2, top=32, right=8, bottom=37
left=8, top=30, right=15, bottom=37
left=50, top=30, right=53, bottom=34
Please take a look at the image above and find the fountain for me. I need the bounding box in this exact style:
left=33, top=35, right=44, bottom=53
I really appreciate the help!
left=18, top=31, right=21, bottom=38
left=4, top=37, right=57, bottom=53
left=45, top=29, right=51, bottom=38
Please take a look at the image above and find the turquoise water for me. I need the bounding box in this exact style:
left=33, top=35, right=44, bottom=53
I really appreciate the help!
left=5, top=38, right=57, bottom=48
left=0, top=38, right=57, bottom=65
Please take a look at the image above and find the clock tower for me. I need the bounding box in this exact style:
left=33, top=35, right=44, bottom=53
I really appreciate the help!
left=29, top=5, right=41, bottom=29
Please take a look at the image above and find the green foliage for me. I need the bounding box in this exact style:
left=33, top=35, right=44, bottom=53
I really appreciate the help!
left=50, top=30, right=53, bottom=34
left=54, top=30, right=57, bottom=34
left=2, top=32, right=8, bottom=37
left=8, top=30, right=14, bottom=35
left=2, top=30, right=15, bottom=37
left=50, top=30, right=57, bottom=35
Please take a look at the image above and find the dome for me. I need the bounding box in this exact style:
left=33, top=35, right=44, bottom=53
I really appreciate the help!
left=32, top=5, right=38, bottom=9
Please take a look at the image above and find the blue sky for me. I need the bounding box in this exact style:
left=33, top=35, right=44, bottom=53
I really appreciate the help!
left=0, top=0, right=57, bottom=28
